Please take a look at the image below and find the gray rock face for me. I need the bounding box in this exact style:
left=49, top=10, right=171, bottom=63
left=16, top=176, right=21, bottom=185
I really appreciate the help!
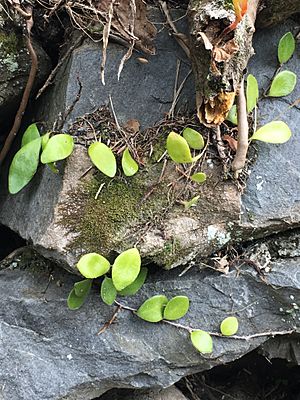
left=0, top=241, right=299, bottom=400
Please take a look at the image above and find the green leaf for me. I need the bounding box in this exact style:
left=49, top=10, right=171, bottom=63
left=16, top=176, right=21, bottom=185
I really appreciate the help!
left=166, top=131, right=193, bottom=163
left=122, top=148, right=139, bottom=176
left=190, top=172, right=206, bottom=183
left=251, top=121, right=292, bottom=143
left=67, top=288, right=88, bottom=310
left=118, top=267, right=148, bottom=296
left=278, top=32, right=295, bottom=64
left=182, top=195, right=200, bottom=210
left=182, top=128, right=205, bottom=150
left=112, top=248, right=141, bottom=291
left=220, top=316, right=239, bottom=336
left=74, top=279, right=92, bottom=297
left=77, top=253, right=110, bottom=279
left=268, top=71, right=297, bottom=97
left=41, top=134, right=74, bottom=164
left=41, top=133, right=50, bottom=151
left=8, top=137, right=41, bottom=194
left=21, top=123, right=40, bottom=147
left=163, top=296, right=190, bottom=320
left=226, top=105, right=238, bottom=125
left=47, top=162, right=59, bottom=174
left=137, top=295, right=168, bottom=322
left=190, top=330, right=213, bottom=354
left=101, top=277, right=117, bottom=305
left=88, top=142, right=117, bottom=177
left=246, top=74, right=259, bottom=113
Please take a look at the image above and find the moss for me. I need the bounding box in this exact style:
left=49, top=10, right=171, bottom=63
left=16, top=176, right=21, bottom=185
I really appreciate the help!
left=157, top=238, right=184, bottom=269
left=0, top=31, right=22, bottom=73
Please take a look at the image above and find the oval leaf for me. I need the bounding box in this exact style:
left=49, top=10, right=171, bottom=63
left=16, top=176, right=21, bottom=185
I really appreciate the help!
left=190, top=172, right=206, bottom=183
left=21, top=123, right=40, bottom=147
left=190, top=330, right=213, bottom=354
left=101, top=277, right=117, bottom=305
left=122, top=148, right=139, bottom=176
left=166, top=131, right=193, bottom=163
left=182, top=128, right=205, bottom=150
left=74, top=279, right=92, bottom=297
left=88, top=142, right=117, bottom=177
left=118, top=267, right=148, bottom=296
left=182, top=195, right=200, bottom=210
left=163, top=295, right=190, bottom=320
left=77, top=253, right=110, bottom=279
left=278, top=32, right=295, bottom=64
left=246, top=74, right=259, bottom=113
left=41, top=134, right=74, bottom=164
left=8, top=137, right=41, bottom=194
left=41, top=133, right=50, bottom=151
left=137, top=295, right=168, bottom=323
left=251, top=121, right=291, bottom=143
left=220, top=316, right=239, bottom=336
left=112, top=248, right=141, bottom=291
left=268, top=71, right=297, bottom=97
left=67, top=288, right=88, bottom=310
left=226, top=105, right=238, bottom=125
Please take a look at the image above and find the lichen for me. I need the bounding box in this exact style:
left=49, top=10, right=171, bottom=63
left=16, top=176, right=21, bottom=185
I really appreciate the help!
left=0, top=31, right=22, bottom=73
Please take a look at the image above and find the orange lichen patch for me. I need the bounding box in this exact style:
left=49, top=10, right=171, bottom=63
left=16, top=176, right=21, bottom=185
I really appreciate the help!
left=197, top=91, right=235, bottom=126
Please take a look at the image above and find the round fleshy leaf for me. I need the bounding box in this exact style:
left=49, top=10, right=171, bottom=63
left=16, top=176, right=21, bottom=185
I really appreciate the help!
left=278, top=32, right=295, bottom=64
left=220, top=316, right=239, bottom=336
left=74, top=279, right=92, bottom=297
left=137, top=295, right=168, bottom=322
left=118, top=267, right=148, bottom=296
left=166, top=131, right=193, bottom=163
left=122, top=148, right=139, bottom=176
left=190, top=330, right=213, bottom=354
left=182, top=128, right=205, bottom=150
left=88, top=142, right=117, bottom=177
left=8, top=137, right=41, bottom=194
left=163, top=296, right=190, bottom=320
left=251, top=121, right=291, bottom=144
left=190, top=172, right=206, bottom=183
left=77, top=253, right=110, bottom=279
left=246, top=74, right=259, bottom=113
left=101, top=277, right=117, bottom=305
left=41, top=134, right=74, bottom=164
left=67, top=288, right=88, bottom=310
left=226, top=105, right=238, bottom=125
left=268, top=71, right=297, bottom=97
left=21, top=123, right=40, bottom=147
left=112, top=248, right=141, bottom=291
left=41, top=133, right=50, bottom=151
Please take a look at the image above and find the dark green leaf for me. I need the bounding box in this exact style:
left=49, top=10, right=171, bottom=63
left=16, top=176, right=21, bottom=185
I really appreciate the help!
left=268, top=71, right=297, bottom=97
left=118, top=267, right=148, bottom=296
left=122, top=148, right=139, bottom=176
left=220, top=316, right=239, bottom=336
left=190, top=330, right=213, bottom=354
left=21, top=123, right=40, bottom=147
left=67, top=288, right=88, bottom=310
left=74, top=279, right=92, bottom=297
left=41, top=134, right=74, bottom=164
left=112, top=248, right=141, bottom=291
left=163, top=295, right=190, bottom=320
left=251, top=121, right=292, bottom=143
left=246, top=74, right=259, bottom=113
left=137, top=295, right=168, bottom=322
left=190, top=172, right=206, bottom=183
left=226, top=105, right=238, bottom=125
left=166, top=131, right=193, bottom=163
left=101, top=277, right=117, bottom=305
left=88, top=142, right=117, bottom=177
left=8, top=137, right=41, bottom=194
left=77, top=253, right=110, bottom=279
left=278, top=32, right=295, bottom=64
left=182, top=128, right=205, bottom=150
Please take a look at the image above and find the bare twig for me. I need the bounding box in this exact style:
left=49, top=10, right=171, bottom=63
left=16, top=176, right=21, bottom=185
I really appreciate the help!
left=97, top=304, right=122, bottom=335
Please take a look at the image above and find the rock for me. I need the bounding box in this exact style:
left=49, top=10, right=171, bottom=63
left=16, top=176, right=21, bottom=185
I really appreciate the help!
left=0, top=241, right=298, bottom=400
left=98, top=386, right=188, bottom=400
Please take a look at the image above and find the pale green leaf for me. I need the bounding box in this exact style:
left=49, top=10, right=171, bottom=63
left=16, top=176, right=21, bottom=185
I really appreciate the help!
left=163, top=296, right=190, bottom=320
left=166, top=131, right=193, bottom=163
left=101, top=277, right=117, bottom=305
left=246, top=74, right=259, bottom=113
left=268, top=71, right=297, bottom=97
left=88, top=142, right=117, bottom=177
left=182, top=128, right=205, bottom=150
left=118, top=267, right=148, bottom=296
left=112, top=248, right=141, bottom=291
left=182, top=195, right=200, bottom=210
left=41, top=133, right=50, bottom=151
left=8, top=137, right=41, bottom=194
left=67, top=288, right=88, bottom=310
left=251, top=121, right=291, bottom=143
left=21, top=123, right=40, bottom=147
left=190, top=172, right=206, bottom=183
left=137, top=295, right=168, bottom=322
left=77, top=253, right=110, bottom=279
left=220, top=316, right=239, bottom=336
left=122, top=148, right=139, bottom=176
left=190, top=330, right=213, bottom=354
left=278, top=32, right=295, bottom=64
left=226, top=105, right=238, bottom=125
left=41, top=134, right=74, bottom=164
left=74, top=279, right=92, bottom=297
